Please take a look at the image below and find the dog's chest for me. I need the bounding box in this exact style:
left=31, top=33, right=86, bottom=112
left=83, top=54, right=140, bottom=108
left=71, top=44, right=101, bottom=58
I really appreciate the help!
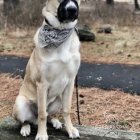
left=42, top=51, right=80, bottom=98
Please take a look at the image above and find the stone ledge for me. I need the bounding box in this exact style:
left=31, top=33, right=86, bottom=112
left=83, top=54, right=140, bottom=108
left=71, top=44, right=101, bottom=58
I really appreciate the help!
left=0, top=117, right=140, bottom=140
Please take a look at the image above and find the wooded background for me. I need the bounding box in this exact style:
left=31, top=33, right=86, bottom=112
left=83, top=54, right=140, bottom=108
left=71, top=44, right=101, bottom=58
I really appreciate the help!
left=0, top=0, right=140, bottom=27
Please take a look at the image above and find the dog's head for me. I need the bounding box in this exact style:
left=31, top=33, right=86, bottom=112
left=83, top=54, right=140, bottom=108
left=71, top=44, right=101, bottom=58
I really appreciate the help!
left=42, top=0, right=81, bottom=29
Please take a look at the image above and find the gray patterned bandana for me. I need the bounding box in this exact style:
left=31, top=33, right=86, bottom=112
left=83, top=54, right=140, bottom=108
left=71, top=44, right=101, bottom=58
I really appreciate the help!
left=38, top=24, right=73, bottom=48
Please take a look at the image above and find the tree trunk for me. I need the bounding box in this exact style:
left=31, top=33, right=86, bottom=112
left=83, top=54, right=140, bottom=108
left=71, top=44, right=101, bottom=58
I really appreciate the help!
left=134, top=0, right=140, bottom=10
left=106, top=0, right=114, bottom=5
left=3, top=0, right=19, bottom=16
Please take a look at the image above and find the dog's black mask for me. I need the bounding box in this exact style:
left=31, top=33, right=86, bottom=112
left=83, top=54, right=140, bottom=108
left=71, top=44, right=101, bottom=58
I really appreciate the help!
left=57, top=0, right=79, bottom=23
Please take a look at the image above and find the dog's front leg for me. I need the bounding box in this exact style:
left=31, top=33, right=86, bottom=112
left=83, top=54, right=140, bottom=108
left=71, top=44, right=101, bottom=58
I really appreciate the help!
left=36, top=81, right=49, bottom=140
left=62, top=79, right=80, bottom=139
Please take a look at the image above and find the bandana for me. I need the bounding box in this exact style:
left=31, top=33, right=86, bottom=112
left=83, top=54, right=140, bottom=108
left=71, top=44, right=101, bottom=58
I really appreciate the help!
left=38, top=24, right=73, bottom=48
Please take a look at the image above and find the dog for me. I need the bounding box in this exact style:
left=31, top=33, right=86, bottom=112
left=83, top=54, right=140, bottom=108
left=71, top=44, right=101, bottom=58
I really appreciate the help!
left=13, top=0, right=81, bottom=140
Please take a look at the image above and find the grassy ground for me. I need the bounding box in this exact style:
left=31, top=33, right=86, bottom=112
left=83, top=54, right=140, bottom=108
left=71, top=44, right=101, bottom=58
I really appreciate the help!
left=0, top=26, right=140, bottom=64
left=0, top=74, right=140, bottom=132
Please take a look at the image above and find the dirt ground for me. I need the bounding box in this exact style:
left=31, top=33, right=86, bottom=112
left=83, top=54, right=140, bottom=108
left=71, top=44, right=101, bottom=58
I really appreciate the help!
left=0, top=74, right=140, bottom=132
left=0, top=26, right=140, bottom=64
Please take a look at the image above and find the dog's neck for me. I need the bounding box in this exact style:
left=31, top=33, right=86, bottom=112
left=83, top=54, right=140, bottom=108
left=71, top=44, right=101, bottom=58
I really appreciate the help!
left=44, top=18, right=52, bottom=27
left=44, top=18, right=77, bottom=30
left=38, top=19, right=75, bottom=49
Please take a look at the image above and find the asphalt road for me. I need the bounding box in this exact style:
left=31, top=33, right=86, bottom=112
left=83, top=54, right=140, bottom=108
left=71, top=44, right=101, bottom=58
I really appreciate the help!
left=0, top=55, right=140, bottom=95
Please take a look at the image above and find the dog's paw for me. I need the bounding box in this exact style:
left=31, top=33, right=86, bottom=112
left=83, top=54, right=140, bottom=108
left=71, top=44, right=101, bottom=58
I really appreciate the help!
left=35, top=133, right=48, bottom=140
left=68, top=127, right=80, bottom=139
left=51, top=118, right=62, bottom=129
left=20, top=124, right=31, bottom=137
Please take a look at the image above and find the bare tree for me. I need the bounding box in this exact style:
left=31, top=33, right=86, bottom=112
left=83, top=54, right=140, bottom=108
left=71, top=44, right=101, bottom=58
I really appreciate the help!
left=134, top=0, right=140, bottom=10
left=106, top=0, right=114, bottom=5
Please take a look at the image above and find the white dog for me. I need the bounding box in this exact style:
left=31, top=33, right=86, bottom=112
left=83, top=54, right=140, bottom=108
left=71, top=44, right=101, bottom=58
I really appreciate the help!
left=13, top=0, right=81, bottom=140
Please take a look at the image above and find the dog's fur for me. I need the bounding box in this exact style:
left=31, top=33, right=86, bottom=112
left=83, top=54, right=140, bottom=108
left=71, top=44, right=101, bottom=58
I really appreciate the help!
left=13, top=0, right=81, bottom=140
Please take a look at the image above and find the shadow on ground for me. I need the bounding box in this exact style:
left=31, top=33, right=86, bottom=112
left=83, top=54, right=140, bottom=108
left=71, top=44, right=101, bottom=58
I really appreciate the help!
left=0, top=55, right=140, bottom=95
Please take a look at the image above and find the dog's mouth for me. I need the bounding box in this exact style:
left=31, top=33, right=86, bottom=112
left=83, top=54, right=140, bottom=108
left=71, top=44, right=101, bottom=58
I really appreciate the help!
left=57, top=0, right=79, bottom=23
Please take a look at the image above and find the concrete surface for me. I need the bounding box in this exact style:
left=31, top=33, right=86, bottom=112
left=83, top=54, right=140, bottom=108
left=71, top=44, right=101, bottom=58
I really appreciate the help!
left=0, top=117, right=140, bottom=140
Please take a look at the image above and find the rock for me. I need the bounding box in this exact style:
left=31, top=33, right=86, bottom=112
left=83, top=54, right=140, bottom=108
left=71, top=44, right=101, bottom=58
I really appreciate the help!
left=127, top=54, right=131, bottom=58
left=0, top=116, right=140, bottom=140
left=79, top=94, right=85, bottom=98
left=78, top=26, right=95, bottom=42
left=97, top=25, right=112, bottom=34
left=80, top=100, right=85, bottom=104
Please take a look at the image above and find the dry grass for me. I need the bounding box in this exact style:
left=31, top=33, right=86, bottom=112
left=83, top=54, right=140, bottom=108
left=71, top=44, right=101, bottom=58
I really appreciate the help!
left=0, top=74, right=21, bottom=119
left=0, top=28, right=35, bottom=57
left=81, top=26, right=140, bottom=65
left=72, top=88, right=140, bottom=132
left=0, top=74, right=140, bottom=132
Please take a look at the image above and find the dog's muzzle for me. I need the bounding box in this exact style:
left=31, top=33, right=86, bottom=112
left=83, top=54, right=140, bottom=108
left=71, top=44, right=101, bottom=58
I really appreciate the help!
left=57, top=0, right=79, bottom=23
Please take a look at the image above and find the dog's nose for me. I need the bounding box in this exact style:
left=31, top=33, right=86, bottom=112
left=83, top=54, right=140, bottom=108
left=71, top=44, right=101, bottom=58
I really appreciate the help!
left=57, top=0, right=79, bottom=22
left=66, top=6, right=78, bottom=20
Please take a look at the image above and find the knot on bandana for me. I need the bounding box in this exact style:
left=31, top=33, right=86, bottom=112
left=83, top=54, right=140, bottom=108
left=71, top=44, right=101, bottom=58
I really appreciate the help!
left=38, top=24, right=73, bottom=48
